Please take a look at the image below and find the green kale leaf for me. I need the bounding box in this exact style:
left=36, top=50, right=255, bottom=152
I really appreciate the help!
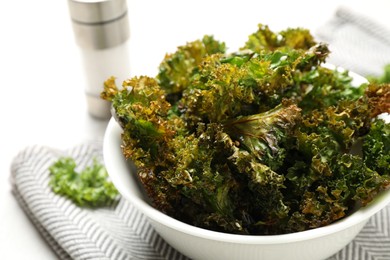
left=49, top=157, right=119, bottom=207
left=363, top=119, right=390, bottom=176
left=157, top=35, right=226, bottom=97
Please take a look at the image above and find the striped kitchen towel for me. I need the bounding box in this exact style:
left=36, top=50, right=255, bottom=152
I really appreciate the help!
left=10, top=143, right=189, bottom=260
left=315, top=6, right=390, bottom=77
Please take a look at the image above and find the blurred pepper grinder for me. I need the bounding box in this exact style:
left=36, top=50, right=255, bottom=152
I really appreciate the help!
left=68, top=0, right=130, bottom=119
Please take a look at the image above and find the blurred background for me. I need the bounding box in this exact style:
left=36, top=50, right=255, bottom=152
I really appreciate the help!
left=1, top=0, right=389, bottom=259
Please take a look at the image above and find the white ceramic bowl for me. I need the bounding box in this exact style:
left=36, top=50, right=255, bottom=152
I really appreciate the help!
left=103, top=116, right=390, bottom=260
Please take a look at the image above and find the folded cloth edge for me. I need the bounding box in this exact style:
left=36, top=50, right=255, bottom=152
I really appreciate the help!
left=12, top=182, right=72, bottom=260
left=10, top=143, right=188, bottom=260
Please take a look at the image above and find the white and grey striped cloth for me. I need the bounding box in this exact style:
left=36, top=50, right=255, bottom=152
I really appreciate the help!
left=10, top=6, right=390, bottom=260
left=11, top=143, right=188, bottom=260
left=315, top=6, right=390, bottom=77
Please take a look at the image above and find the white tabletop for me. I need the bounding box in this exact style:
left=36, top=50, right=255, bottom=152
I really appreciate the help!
left=1, top=1, right=389, bottom=259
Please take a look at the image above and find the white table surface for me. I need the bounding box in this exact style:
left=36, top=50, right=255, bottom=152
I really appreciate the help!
left=1, top=1, right=389, bottom=259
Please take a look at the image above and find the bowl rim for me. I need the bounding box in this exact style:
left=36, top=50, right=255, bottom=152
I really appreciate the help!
left=104, top=117, right=390, bottom=245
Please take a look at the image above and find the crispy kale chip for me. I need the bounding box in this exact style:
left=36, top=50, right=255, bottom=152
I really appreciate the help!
left=298, top=97, right=372, bottom=151
left=297, top=67, right=367, bottom=113
left=101, top=75, right=187, bottom=212
left=49, top=157, right=119, bottom=207
left=241, top=24, right=317, bottom=52
left=286, top=122, right=390, bottom=231
left=225, top=102, right=301, bottom=171
left=365, top=83, right=390, bottom=118
left=102, top=24, right=390, bottom=235
left=363, top=119, right=390, bottom=176
left=179, top=43, right=329, bottom=128
left=157, top=35, right=226, bottom=97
